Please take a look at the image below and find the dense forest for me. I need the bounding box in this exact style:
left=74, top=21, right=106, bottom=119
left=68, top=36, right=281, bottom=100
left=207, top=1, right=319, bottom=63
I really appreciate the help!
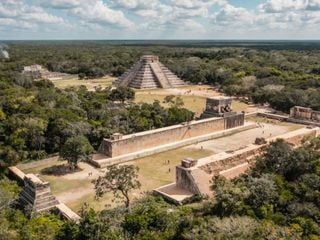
left=3, top=40, right=320, bottom=112
left=1, top=137, right=319, bottom=239
left=0, top=41, right=319, bottom=239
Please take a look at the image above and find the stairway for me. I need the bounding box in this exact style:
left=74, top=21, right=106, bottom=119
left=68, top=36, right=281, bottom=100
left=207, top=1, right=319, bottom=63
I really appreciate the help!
left=116, top=55, right=186, bottom=89
left=149, top=62, right=172, bottom=88
left=190, top=169, right=213, bottom=197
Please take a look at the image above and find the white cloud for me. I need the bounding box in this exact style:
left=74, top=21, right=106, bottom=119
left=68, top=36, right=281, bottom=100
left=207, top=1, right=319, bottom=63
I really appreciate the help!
left=3, top=0, right=320, bottom=39
left=0, top=0, right=67, bottom=31
left=258, top=0, right=306, bottom=13
left=70, top=1, right=133, bottom=28
left=174, top=0, right=226, bottom=8
left=39, top=0, right=133, bottom=29
left=110, top=0, right=159, bottom=9
left=212, top=4, right=255, bottom=26
left=39, top=0, right=83, bottom=9
left=258, top=0, right=320, bottom=12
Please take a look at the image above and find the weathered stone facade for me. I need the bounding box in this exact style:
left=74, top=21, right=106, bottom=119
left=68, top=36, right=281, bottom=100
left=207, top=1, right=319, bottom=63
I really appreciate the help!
left=201, top=97, right=237, bottom=119
left=99, top=113, right=245, bottom=158
left=116, top=55, right=185, bottom=89
left=290, top=106, right=320, bottom=123
left=174, top=127, right=319, bottom=198
left=19, top=174, right=59, bottom=214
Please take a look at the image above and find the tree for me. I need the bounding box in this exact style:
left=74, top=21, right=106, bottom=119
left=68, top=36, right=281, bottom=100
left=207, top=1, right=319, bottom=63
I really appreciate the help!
left=108, top=86, right=135, bottom=103
left=59, top=136, right=93, bottom=169
left=163, top=95, right=184, bottom=108
left=0, top=180, right=20, bottom=210
left=94, top=165, right=141, bottom=210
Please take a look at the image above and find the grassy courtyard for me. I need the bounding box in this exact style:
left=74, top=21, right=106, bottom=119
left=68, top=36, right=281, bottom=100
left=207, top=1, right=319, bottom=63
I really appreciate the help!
left=135, top=92, right=250, bottom=117
left=51, top=76, right=116, bottom=90
left=19, top=147, right=213, bottom=212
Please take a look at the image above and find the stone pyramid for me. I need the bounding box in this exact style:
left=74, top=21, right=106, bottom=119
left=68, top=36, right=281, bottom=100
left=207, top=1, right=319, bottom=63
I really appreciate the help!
left=19, top=174, right=59, bottom=214
left=116, top=55, right=186, bottom=89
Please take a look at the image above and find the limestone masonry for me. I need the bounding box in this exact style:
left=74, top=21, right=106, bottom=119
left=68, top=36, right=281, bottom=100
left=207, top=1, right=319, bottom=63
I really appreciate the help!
left=201, top=96, right=236, bottom=118
left=155, top=126, right=320, bottom=203
left=290, top=106, right=320, bottom=123
left=99, top=112, right=244, bottom=159
left=19, top=173, right=59, bottom=214
left=116, top=55, right=186, bottom=89
left=99, top=97, right=243, bottom=158
left=9, top=166, right=80, bottom=221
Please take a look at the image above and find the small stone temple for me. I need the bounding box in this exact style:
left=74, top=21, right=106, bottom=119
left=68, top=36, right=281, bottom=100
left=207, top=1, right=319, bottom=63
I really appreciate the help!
left=19, top=174, right=59, bottom=214
left=290, top=106, right=320, bottom=123
left=116, top=55, right=185, bottom=89
left=201, top=96, right=236, bottom=118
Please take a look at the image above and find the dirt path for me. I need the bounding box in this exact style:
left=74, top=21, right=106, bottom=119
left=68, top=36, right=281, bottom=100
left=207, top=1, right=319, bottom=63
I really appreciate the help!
left=56, top=186, right=95, bottom=203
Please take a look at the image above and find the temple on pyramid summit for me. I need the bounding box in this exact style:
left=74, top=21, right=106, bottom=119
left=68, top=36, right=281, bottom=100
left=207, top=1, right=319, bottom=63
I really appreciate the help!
left=116, top=55, right=186, bottom=89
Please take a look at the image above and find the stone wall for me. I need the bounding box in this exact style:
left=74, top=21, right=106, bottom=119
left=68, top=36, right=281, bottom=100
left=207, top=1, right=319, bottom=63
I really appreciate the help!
left=99, top=114, right=244, bottom=157
left=176, top=166, right=201, bottom=195
left=199, top=127, right=318, bottom=175
left=290, top=106, right=320, bottom=123
left=175, top=127, right=319, bottom=196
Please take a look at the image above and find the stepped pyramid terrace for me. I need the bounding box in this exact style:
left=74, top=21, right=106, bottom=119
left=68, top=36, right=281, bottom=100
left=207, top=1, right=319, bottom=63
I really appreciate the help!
left=116, top=55, right=186, bottom=89
left=19, top=174, right=59, bottom=214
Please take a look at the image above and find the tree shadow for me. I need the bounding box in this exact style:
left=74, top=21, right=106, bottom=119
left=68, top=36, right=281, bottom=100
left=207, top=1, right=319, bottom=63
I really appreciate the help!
left=41, top=164, right=82, bottom=176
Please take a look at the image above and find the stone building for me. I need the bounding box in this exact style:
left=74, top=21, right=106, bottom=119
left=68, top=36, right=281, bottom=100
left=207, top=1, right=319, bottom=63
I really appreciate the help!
left=290, top=106, right=320, bottom=123
left=200, top=96, right=236, bottom=119
left=116, top=55, right=185, bottom=89
left=19, top=174, right=59, bottom=214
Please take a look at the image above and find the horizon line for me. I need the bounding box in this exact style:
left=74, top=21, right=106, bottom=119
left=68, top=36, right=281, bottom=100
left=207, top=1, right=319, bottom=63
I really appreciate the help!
left=2, top=39, right=320, bottom=41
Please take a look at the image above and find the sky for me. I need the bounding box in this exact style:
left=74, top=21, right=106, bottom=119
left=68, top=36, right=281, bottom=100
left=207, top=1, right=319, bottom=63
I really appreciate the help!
left=1, top=0, right=320, bottom=40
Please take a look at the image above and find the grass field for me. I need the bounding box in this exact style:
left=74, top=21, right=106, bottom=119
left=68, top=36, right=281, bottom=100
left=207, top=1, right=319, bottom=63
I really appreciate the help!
left=21, top=147, right=213, bottom=212
left=52, top=79, right=251, bottom=116
left=51, top=76, right=116, bottom=90
left=135, top=94, right=207, bottom=116
left=135, top=92, right=250, bottom=117
left=68, top=147, right=213, bottom=211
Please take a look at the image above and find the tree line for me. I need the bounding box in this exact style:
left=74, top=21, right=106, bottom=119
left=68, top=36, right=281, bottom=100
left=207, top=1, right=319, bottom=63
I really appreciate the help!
left=4, top=41, right=320, bottom=112
left=0, top=73, right=194, bottom=168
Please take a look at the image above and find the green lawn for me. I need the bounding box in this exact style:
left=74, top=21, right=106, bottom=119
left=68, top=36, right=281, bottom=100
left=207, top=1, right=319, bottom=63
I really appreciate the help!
left=51, top=76, right=116, bottom=90
left=67, top=147, right=213, bottom=211
left=135, top=92, right=250, bottom=117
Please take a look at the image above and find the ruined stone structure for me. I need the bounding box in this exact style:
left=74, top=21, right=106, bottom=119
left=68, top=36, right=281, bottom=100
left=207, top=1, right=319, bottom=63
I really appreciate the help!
left=9, top=167, right=81, bottom=221
left=22, top=64, right=71, bottom=80
left=19, top=174, right=59, bottom=214
left=98, top=113, right=245, bottom=158
left=201, top=97, right=236, bottom=119
left=116, top=55, right=185, bottom=89
left=290, top=106, right=320, bottom=123
left=155, top=127, right=320, bottom=203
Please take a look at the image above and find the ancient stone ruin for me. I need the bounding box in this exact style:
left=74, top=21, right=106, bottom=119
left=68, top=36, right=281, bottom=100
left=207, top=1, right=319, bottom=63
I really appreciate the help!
left=95, top=98, right=246, bottom=167
left=116, top=55, right=186, bottom=89
left=290, top=106, right=320, bottom=124
left=22, top=64, right=71, bottom=80
left=19, top=174, right=59, bottom=214
left=201, top=96, right=236, bottom=118
left=154, top=125, right=320, bottom=204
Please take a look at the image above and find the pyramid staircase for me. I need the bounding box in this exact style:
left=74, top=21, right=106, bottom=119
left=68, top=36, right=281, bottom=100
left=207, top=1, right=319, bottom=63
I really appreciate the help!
left=19, top=174, right=59, bottom=214
left=116, top=55, right=186, bottom=89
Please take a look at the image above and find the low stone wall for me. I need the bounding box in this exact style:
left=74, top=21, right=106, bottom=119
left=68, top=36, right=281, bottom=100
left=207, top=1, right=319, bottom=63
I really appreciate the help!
left=99, top=114, right=244, bottom=158
left=8, top=166, right=80, bottom=222
left=92, top=122, right=255, bottom=168
left=199, top=127, right=318, bottom=175
left=290, top=106, right=320, bottom=123
left=175, top=127, right=319, bottom=196
left=176, top=167, right=201, bottom=195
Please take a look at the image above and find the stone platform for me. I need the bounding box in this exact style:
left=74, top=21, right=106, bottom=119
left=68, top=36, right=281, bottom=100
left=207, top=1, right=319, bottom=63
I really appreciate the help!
left=90, top=122, right=256, bottom=168
left=155, top=126, right=320, bottom=203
